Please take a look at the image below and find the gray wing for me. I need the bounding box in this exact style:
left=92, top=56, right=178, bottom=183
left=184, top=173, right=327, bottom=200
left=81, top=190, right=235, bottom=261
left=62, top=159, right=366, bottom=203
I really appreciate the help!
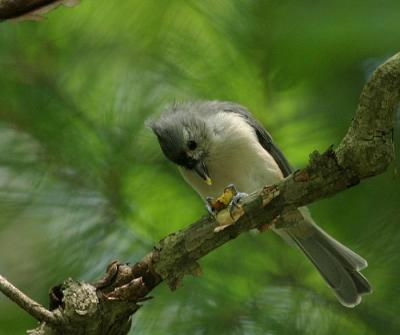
left=218, top=102, right=293, bottom=177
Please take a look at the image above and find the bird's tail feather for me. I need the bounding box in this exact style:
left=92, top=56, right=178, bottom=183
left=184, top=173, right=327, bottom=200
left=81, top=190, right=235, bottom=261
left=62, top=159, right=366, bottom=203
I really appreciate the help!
left=284, top=217, right=372, bottom=307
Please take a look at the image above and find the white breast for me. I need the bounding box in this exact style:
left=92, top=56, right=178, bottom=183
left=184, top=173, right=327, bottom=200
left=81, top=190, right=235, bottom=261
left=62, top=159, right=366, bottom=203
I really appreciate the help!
left=179, top=112, right=284, bottom=199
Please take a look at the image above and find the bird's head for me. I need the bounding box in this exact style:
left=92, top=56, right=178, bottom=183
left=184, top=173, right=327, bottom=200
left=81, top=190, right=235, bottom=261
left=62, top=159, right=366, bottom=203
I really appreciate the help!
left=148, top=105, right=213, bottom=185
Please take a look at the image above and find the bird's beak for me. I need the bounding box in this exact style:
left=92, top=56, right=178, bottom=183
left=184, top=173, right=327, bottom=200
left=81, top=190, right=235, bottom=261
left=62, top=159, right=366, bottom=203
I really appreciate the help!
left=194, top=160, right=212, bottom=185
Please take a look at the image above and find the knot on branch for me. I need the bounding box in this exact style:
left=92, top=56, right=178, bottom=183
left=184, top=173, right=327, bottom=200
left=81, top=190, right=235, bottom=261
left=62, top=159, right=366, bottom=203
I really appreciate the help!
left=62, top=280, right=99, bottom=317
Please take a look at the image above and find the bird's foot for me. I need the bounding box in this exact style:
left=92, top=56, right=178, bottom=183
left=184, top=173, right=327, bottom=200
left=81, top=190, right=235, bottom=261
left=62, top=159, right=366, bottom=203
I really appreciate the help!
left=206, top=184, right=238, bottom=214
left=228, top=188, right=248, bottom=219
left=206, top=184, right=248, bottom=232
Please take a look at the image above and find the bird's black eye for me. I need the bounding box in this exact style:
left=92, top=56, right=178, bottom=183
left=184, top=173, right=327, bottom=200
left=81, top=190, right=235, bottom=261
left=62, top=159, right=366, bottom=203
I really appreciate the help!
left=187, top=140, right=197, bottom=150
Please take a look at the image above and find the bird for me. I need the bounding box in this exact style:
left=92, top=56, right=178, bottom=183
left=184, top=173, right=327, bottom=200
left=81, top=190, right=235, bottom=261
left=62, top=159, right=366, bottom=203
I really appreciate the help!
left=148, top=100, right=372, bottom=307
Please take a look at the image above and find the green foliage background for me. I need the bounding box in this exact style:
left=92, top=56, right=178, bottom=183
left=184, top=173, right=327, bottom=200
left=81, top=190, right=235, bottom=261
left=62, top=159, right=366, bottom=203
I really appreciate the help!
left=0, top=1, right=400, bottom=334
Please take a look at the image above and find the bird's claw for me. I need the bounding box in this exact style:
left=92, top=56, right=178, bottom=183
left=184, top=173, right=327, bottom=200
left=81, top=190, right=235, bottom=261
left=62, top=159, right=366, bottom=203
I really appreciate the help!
left=206, top=196, right=216, bottom=217
left=205, top=184, right=247, bottom=232
left=228, top=192, right=248, bottom=219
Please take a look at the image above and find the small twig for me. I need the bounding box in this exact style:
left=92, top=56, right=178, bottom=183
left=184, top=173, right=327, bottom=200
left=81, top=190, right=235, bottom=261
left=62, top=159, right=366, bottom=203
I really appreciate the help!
left=0, top=274, right=60, bottom=325
left=0, top=0, right=79, bottom=21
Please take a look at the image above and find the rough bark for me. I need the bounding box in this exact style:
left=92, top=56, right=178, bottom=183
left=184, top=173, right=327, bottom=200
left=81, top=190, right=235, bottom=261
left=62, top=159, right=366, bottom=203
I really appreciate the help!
left=1, top=53, right=399, bottom=334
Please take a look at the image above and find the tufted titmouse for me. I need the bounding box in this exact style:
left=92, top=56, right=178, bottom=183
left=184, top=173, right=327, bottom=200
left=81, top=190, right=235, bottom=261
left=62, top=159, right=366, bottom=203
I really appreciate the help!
left=149, top=100, right=371, bottom=307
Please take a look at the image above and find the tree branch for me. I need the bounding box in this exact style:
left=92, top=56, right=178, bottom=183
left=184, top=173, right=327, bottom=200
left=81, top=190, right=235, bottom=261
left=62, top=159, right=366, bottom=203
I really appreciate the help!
left=0, top=0, right=79, bottom=21
left=1, top=53, right=399, bottom=334
left=0, top=275, right=60, bottom=325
